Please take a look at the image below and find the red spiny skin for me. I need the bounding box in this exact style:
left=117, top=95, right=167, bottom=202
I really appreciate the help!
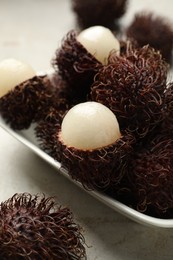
left=0, top=75, right=54, bottom=130
left=126, top=12, right=173, bottom=63
left=128, top=134, right=173, bottom=216
left=0, top=193, right=86, bottom=260
left=52, top=30, right=102, bottom=104
left=91, top=45, right=168, bottom=139
left=72, top=0, right=128, bottom=30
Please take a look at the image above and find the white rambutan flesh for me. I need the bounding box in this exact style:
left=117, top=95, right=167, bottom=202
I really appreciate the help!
left=61, top=101, right=121, bottom=150
left=0, top=58, right=36, bottom=98
left=77, top=25, right=120, bottom=65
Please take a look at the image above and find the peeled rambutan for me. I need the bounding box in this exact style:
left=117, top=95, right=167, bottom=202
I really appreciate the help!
left=0, top=75, right=54, bottom=130
left=41, top=101, right=135, bottom=191
left=71, top=0, right=128, bottom=30
left=127, top=133, right=173, bottom=217
left=0, top=193, right=86, bottom=260
left=52, top=30, right=102, bottom=104
left=91, top=44, right=168, bottom=138
left=0, top=58, right=36, bottom=98
left=126, top=12, right=173, bottom=63
left=52, top=26, right=121, bottom=104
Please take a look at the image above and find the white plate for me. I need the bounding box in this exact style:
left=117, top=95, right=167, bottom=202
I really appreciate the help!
left=1, top=116, right=173, bottom=228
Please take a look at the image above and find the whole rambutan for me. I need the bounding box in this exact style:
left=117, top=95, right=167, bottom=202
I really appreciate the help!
left=128, top=133, right=173, bottom=217
left=91, top=44, right=168, bottom=138
left=0, top=193, right=86, bottom=260
left=71, top=0, right=128, bottom=30
left=126, top=12, right=173, bottom=63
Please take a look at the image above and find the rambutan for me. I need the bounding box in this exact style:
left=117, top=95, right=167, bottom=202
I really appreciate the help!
left=126, top=12, right=173, bottom=63
left=0, top=193, right=86, bottom=259
left=91, top=44, right=168, bottom=138
left=0, top=75, right=53, bottom=130
left=47, top=101, right=135, bottom=191
left=52, top=30, right=102, bottom=104
left=128, top=133, right=173, bottom=217
left=71, top=0, right=128, bottom=30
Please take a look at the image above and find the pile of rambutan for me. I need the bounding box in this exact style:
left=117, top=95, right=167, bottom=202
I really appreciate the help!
left=1, top=20, right=173, bottom=220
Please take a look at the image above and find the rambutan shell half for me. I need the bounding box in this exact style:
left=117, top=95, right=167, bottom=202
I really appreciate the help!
left=56, top=131, right=134, bottom=191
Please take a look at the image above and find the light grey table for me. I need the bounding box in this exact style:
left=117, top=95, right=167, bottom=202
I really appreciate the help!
left=1, top=1, right=173, bottom=259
